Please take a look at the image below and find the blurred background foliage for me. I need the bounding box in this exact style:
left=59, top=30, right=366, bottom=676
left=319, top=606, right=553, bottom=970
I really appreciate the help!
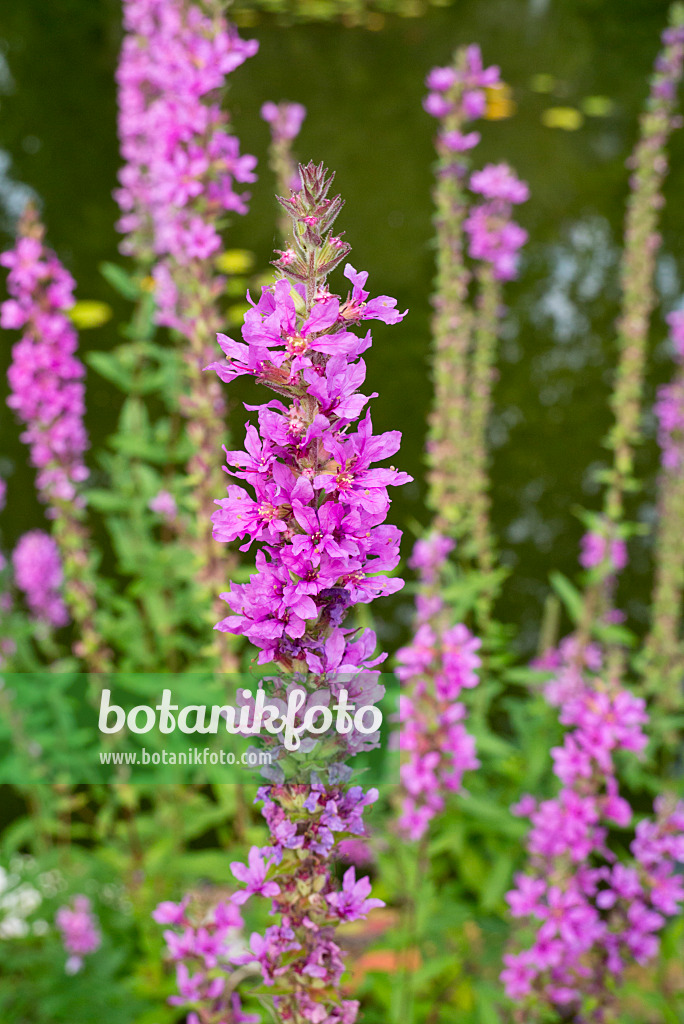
left=2, top=0, right=684, bottom=655
left=2, top=2, right=684, bottom=1021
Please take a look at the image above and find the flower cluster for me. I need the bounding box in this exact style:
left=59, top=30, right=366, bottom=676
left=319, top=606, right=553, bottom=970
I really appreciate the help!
left=500, top=638, right=684, bottom=1013
left=262, top=101, right=307, bottom=210
left=210, top=177, right=408, bottom=671
left=424, top=45, right=501, bottom=152
left=231, top=783, right=383, bottom=1024
left=422, top=48, right=528, bottom=564
left=115, top=0, right=258, bottom=325
left=148, top=488, right=178, bottom=522
left=262, top=101, right=307, bottom=146
left=504, top=794, right=684, bottom=1008
left=424, top=58, right=528, bottom=281
left=579, top=526, right=628, bottom=573
left=55, top=895, right=101, bottom=975
left=211, top=162, right=406, bottom=1022
left=465, top=163, right=529, bottom=281
left=154, top=894, right=257, bottom=1024
left=2, top=208, right=88, bottom=511
left=0, top=481, right=15, bottom=668
left=12, top=530, right=69, bottom=629
left=396, top=534, right=481, bottom=840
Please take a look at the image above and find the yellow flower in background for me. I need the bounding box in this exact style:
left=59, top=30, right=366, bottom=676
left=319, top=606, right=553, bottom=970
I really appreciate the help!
left=68, top=300, right=113, bottom=329
left=541, top=106, right=584, bottom=130
left=485, top=83, right=516, bottom=119
left=215, top=249, right=255, bottom=275
left=582, top=95, right=615, bottom=117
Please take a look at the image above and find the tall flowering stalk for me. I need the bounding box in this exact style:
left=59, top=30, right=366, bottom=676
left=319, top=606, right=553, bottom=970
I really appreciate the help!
left=568, top=5, right=684, bottom=655
left=602, top=6, right=684, bottom=538
left=115, top=0, right=258, bottom=668
left=394, top=52, right=528, bottom=844
left=503, top=12, right=684, bottom=1016
left=395, top=534, right=481, bottom=840
left=569, top=5, right=684, bottom=657
left=209, top=161, right=409, bottom=1023
left=642, top=310, right=684, bottom=711
left=423, top=48, right=527, bottom=573
left=466, top=166, right=528, bottom=575
left=261, top=101, right=307, bottom=239
left=2, top=207, right=111, bottom=670
left=502, top=640, right=684, bottom=1018
left=154, top=894, right=258, bottom=1024
left=12, top=531, right=69, bottom=630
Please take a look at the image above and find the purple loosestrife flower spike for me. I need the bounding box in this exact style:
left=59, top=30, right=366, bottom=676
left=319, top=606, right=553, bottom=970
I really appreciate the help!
left=503, top=643, right=684, bottom=1018
left=262, top=101, right=307, bottom=239
left=116, top=0, right=258, bottom=284
left=396, top=534, right=481, bottom=840
left=211, top=161, right=409, bottom=1023
left=423, top=49, right=527, bottom=584
left=115, top=0, right=258, bottom=671
left=602, top=5, right=684, bottom=536
left=567, top=2, right=684, bottom=656
left=2, top=208, right=88, bottom=510
left=503, top=15, right=684, bottom=1014
left=2, top=206, right=111, bottom=670
left=642, top=309, right=684, bottom=710
left=464, top=162, right=528, bottom=583
left=12, top=530, right=69, bottom=629
left=154, top=893, right=258, bottom=1023
left=395, top=49, right=526, bottom=842
left=55, top=895, right=101, bottom=975
left=424, top=45, right=498, bottom=544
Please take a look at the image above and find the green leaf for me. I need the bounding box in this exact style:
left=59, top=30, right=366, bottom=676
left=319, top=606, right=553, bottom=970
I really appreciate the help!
left=549, top=571, right=584, bottom=623
left=85, top=488, right=132, bottom=513
left=100, top=261, right=140, bottom=300
left=86, top=350, right=135, bottom=391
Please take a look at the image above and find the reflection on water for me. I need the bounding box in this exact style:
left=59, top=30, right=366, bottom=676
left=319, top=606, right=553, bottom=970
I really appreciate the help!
left=0, top=150, right=35, bottom=230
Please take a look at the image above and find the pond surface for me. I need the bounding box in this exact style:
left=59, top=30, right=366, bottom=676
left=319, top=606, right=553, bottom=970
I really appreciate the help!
left=1, top=0, right=682, bottom=651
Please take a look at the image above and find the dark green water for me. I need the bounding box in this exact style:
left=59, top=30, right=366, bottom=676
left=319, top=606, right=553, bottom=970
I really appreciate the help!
left=1, top=0, right=682, bottom=651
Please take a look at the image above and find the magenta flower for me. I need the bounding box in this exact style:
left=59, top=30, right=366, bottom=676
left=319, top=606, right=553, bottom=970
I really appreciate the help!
left=261, top=100, right=307, bottom=143
left=152, top=898, right=188, bottom=925
left=155, top=893, right=256, bottom=1023
left=148, top=489, right=177, bottom=521
left=55, top=895, right=100, bottom=975
left=503, top=642, right=684, bottom=1013
left=579, top=529, right=628, bottom=572
left=2, top=211, right=89, bottom=511
left=325, top=866, right=385, bottom=921
left=463, top=174, right=528, bottom=282
left=12, top=530, right=69, bottom=628
left=230, top=847, right=280, bottom=904
left=115, top=0, right=258, bottom=326
left=396, top=533, right=481, bottom=840
left=423, top=44, right=500, bottom=126
left=470, top=163, right=530, bottom=203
